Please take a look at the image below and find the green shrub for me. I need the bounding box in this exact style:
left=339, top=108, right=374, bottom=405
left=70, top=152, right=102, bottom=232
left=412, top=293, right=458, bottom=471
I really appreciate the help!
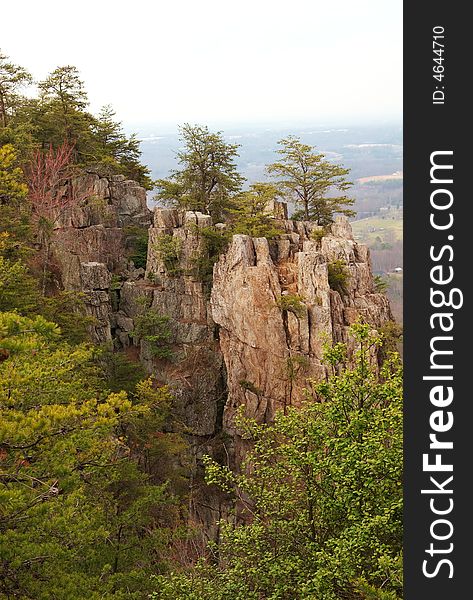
left=239, top=380, right=263, bottom=396
left=286, top=354, right=309, bottom=381
left=97, top=348, right=146, bottom=393
left=190, top=225, right=230, bottom=285
left=328, top=260, right=350, bottom=295
left=124, top=226, right=149, bottom=269
left=374, top=274, right=389, bottom=293
left=229, top=183, right=284, bottom=239
left=153, top=234, right=182, bottom=276
left=379, top=320, right=403, bottom=356
left=276, top=293, right=306, bottom=317
left=131, top=309, right=173, bottom=359
left=310, top=227, right=326, bottom=243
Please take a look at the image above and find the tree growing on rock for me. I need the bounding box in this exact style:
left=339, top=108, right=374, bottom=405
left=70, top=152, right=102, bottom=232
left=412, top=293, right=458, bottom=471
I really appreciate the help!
left=267, top=136, right=354, bottom=225
left=229, top=182, right=284, bottom=238
left=25, top=141, right=91, bottom=293
left=155, top=124, right=244, bottom=221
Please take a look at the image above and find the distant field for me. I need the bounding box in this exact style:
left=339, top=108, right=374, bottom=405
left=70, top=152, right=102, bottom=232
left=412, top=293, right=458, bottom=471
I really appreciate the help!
left=352, top=208, right=403, bottom=323
left=351, top=208, right=403, bottom=245
left=357, top=171, right=403, bottom=184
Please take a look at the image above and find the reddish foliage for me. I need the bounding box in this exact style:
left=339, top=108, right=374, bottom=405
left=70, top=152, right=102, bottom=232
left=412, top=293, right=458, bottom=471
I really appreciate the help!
left=25, top=141, right=89, bottom=228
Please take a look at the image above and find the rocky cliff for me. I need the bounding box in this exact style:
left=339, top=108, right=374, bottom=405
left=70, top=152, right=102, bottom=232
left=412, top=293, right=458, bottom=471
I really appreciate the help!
left=49, top=179, right=394, bottom=529
left=210, top=216, right=392, bottom=465
left=50, top=172, right=151, bottom=342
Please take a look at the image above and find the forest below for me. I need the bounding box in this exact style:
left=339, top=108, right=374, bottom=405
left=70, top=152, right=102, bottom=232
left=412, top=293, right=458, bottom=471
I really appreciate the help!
left=1, top=52, right=403, bottom=600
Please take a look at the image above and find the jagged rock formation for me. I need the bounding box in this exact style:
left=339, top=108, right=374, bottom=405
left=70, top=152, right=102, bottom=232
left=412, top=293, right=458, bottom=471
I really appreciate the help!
left=50, top=173, right=151, bottom=342
left=140, top=208, right=227, bottom=437
left=210, top=216, right=392, bottom=465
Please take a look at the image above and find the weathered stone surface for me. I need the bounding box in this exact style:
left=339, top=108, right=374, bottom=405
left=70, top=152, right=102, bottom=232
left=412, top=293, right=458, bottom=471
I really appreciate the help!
left=153, top=208, right=182, bottom=230
left=56, top=172, right=151, bottom=229
left=115, top=311, right=135, bottom=333
left=119, top=281, right=154, bottom=318
left=210, top=215, right=393, bottom=466
left=330, top=214, right=355, bottom=240
left=51, top=190, right=394, bottom=479
left=184, top=210, right=212, bottom=229
left=50, top=174, right=151, bottom=343
left=53, top=225, right=125, bottom=283
left=48, top=189, right=396, bottom=533
left=109, top=176, right=151, bottom=227
left=264, top=199, right=288, bottom=220
left=138, top=208, right=227, bottom=439
left=80, top=262, right=112, bottom=291
left=84, top=290, right=113, bottom=343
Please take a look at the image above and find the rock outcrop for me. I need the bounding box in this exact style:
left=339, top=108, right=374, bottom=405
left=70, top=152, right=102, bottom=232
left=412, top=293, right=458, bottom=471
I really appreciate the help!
left=49, top=188, right=394, bottom=529
left=50, top=172, right=152, bottom=342
left=210, top=216, right=392, bottom=465
left=141, top=208, right=226, bottom=437
left=133, top=209, right=392, bottom=469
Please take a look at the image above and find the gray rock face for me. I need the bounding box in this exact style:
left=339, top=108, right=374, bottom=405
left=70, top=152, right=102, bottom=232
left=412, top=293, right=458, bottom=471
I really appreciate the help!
left=49, top=191, right=396, bottom=534
left=55, top=172, right=151, bottom=229
left=80, top=262, right=112, bottom=291
left=140, top=209, right=225, bottom=437
left=50, top=174, right=151, bottom=343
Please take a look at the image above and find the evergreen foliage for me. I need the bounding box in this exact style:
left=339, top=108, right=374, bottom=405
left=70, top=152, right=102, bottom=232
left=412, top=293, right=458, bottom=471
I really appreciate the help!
left=0, top=312, right=186, bottom=598
left=132, top=309, right=174, bottom=360
left=328, top=259, right=351, bottom=295
left=155, top=124, right=244, bottom=221
left=276, top=293, right=307, bottom=318
left=268, top=136, right=354, bottom=224
left=0, top=52, right=152, bottom=189
left=153, top=234, right=182, bottom=277
left=229, top=182, right=284, bottom=239
left=189, top=225, right=231, bottom=285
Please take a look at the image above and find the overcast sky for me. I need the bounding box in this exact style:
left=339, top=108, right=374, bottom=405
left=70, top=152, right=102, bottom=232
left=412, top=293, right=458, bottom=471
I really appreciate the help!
left=3, top=0, right=402, bottom=130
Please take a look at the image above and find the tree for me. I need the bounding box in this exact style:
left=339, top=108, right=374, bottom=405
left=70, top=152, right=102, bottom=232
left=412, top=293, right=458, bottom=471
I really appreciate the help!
left=38, top=65, right=88, bottom=127
left=151, top=323, right=403, bottom=600
left=132, top=309, right=174, bottom=359
left=0, top=312, right=185, bottom=599
left=0, top=51, right=32, bottom=128
left=155, top=124, right=244, bottom=221
left=93, top=105, right=153, bottom=189
left=229, top=182, right=284, bottom=238
left=0, top=233, right=40, bottom=315
left=267, top=136, right=354, bottom=224
left=0, top=143, right=32, bottom=260
left=0, top=143, right=27, bottom=203
left=25, top=141, right=91, bottom=293
left=1, top=57, right=152, bottom=187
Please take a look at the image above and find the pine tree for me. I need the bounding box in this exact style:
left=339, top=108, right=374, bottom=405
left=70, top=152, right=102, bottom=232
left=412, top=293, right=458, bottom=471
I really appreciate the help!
left=268, top=136, right=354, bottom=224
left=156, top=124, right=244, bottom=221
